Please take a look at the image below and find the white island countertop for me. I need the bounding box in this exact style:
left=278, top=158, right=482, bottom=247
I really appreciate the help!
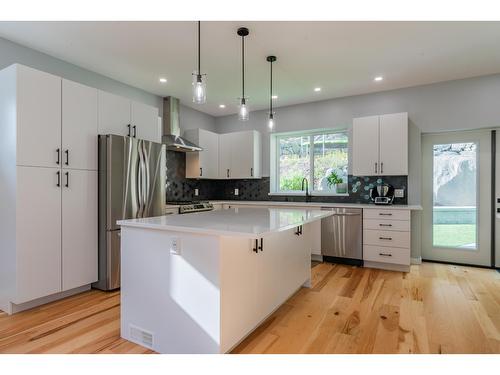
left=118, top=207, right=332, bottom=238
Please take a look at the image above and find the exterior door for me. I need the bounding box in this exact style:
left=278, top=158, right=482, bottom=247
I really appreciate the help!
left=62, top=79, right=98, bottom=170
left=352, top=115, right=380, bottom=176
left=422, top=130, right=491, bottom=266
left=15, top=166, right=62, bottom=303
left=62, top=169, right=98, bottom=291
left=16, top=65, right=61, bottom=168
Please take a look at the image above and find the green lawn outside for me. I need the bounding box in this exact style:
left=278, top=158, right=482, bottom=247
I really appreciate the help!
left=433, top=224, right=476, bottom=248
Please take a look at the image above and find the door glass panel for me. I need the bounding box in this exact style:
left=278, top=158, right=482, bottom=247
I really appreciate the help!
left=433, top=142, right=477, bottom=249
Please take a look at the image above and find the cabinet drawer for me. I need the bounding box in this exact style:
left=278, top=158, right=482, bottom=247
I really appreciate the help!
left=363, top=219, right=410, bottom=232
left=363, top=245, right=410, bottom=265
left=363, top=229, right=410, bottom=248
left=363, top=209, right=410, bottom=221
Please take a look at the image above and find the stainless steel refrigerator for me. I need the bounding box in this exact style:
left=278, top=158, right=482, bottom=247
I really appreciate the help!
left=93, top=135, right=166, bottom=291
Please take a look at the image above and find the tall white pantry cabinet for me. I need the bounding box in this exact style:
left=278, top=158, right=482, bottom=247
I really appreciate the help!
left=0, top=64, right=98, bottom=314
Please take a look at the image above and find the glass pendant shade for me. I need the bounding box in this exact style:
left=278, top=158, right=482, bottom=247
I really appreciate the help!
left=238, top=98, right=249, bottom=121
left=192, top=73, right=206, bottom=104
left=268, top=112, right=275, bottom=132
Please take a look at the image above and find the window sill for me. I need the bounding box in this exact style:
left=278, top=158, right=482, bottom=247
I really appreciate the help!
left=268, top=192, right=349, bottom=197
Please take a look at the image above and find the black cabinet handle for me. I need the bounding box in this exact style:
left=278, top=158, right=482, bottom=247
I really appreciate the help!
left=56, top=171, right=60, bottom=187
left=379, top=253, right=392, bottom=257
left=127, top=124, right=131, bottom=137
left=56, top=148, right=60, bottom=165
left=379, top=236, right=393, bottom=241
left=65, top=149, right=69, bottom=166
left=379, top=223, right=392, bottom=227
left=65, top=172, right=69, bottom=188
left=227, top=169, right=230, bottom=178
left=250, top=167, right=253, bottom=177
left=379, top=213, right=392, bottom=216
left=295, top=227, right=300, bottom=236
left=299, top=225, right=303, bottom=235
left=253, top=239, right=258, bottom=253
left=258, top=238, right=263, bottom=252
left=375, top=162, right=378, bottom=174
left=381, top=162, right=384, bottom=174
left=133, top=125, right=137, bottom=138
left=200, top=167, right=203, bottom=177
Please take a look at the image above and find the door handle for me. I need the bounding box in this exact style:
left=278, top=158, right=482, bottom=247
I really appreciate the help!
left=375, top=162, right=378, bottom=174
left=250, top=167, right=253, bottom=177
left=65, top=171, right=69, bottom=188
left=379, top=252, right=392, bottom=257
left=133, top=125, right=137, bottom=138
left=227, top=169, right=230, bottom=178
left=56, top=171, right=60, bottom=187
left=65, top=149, right=69, bottom=166
left=379, top=236, right=393, bottom=241
left=381, top=162, right=384, bottom=174
left=253, top=239, right=258, bottom=253
left=127, top=124, right=131, bottom=137
left=258, top=238, right=263, bottom=252
left=200, top=167, right=203, bottom=177
left=56, top=148, right=60, bottom=165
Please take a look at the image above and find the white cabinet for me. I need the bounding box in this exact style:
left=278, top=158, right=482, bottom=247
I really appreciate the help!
left=131, top=100, right=160, bottom=143
left=97, top=90, right=131, bottom=137
left=15, top=166, right=62, bottom=303
left=62, top=169, right=98, bottom=291
left=184, top=129, right=219, bottom=179
left=352, top=112, right=408, bottom=176
left=16, top=65, right=62, bottom=168
left=379, top=113, right=408, bottom=175
left=62, top=79, right=98, bottom=170
left=218, top=130, right=261, bottom=179
left=98, top=90, right=160, bottom=143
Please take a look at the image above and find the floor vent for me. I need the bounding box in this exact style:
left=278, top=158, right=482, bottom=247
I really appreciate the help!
left=129, top=324, right=154, bottom=349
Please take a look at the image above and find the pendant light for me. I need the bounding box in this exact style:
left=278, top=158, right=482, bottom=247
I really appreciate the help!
left=266, top=55, right=276, bottom=132
left=237, top=27, right=249, bottom=121
left=192, top=21, right=206, bottom=104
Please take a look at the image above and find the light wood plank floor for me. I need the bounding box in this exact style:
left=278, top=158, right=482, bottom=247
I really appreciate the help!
left=0, top=262, right=499, bottom=354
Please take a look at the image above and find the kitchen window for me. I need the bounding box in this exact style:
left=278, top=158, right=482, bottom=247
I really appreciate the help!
left=270, top=129, right=349, bottom=195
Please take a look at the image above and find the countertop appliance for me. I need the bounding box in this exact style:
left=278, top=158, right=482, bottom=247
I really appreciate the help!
left=176, top=201, right=214, bottom=214
left=94, top=134, right=166, bottom=291
left=321, top=207, right=363, bottom=266
left=369, top=183, right=395, bottom=205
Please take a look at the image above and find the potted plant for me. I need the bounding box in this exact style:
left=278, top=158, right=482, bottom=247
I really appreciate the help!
left=326, top=170, right=347, bottom=194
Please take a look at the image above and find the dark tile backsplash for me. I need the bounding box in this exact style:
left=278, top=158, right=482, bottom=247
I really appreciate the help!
left=166, top=151, right=408, bottom=204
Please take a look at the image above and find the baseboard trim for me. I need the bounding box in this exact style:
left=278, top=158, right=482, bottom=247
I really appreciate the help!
left=7, top=285, right=91, bottom=315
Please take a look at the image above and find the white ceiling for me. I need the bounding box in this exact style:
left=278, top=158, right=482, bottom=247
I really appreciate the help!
left=1, top=21, right=500, bottom=117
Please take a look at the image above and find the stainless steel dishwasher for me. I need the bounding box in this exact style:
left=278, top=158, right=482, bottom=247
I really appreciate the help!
left=321, top=207, right=363, bottom=266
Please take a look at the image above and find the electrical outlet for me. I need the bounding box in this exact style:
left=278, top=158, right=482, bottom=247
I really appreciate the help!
left=194, top=188, right=199, bottom=196
left=234, top=188, right=239, bottom=196
left=170, top=237, right=181, bottom=255
left=394, top=189, right=405, bottom=198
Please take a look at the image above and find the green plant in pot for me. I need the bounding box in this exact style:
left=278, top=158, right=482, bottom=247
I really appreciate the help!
left=326, top=170, right=347, bottom=194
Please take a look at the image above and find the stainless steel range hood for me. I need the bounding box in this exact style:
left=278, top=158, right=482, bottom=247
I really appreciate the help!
left=162, top=96, right=202, bottom=152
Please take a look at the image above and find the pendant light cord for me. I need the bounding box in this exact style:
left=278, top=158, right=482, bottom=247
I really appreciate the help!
left=242, top=35, right=245, bottom=98
left=270, top=60, right=273, bottom=113
left=198, top=21, right=201, bottom=75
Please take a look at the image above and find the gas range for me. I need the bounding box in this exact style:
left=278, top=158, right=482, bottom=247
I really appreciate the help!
left=173, top=201, right=214, bottom=214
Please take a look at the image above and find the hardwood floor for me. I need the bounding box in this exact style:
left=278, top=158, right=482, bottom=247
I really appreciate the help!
left=0, top=262, right=499, bottom=354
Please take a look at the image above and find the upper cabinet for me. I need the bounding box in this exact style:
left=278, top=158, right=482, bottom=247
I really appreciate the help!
left=98, top=90, right=159, bottom=143
left=62, top=79, right=98, bottom=170
left=184, top=129, right=262, bottom=180
left=219, top=131, right=261, bottom=179
left=15, top=65, right=62, bottom=168
left=352, top=112, right=408, bottom=176
left=184, top=128, right=219, bottom=179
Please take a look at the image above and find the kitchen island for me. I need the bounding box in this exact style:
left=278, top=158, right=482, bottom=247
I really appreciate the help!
left=117, top=206, right=332, bottom=354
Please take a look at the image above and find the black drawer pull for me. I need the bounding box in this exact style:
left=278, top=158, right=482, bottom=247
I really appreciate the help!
left=56, top=171, right=60, bottom=187
left=379, top=223, right=392, bottom=227
left=379, top=253, right=392, bottom=257
left=379, top=213, right=392, bottom=216
left=253, top=239, right=258, bottom=253
left=258, top=238, right=263, bottom=252
left=133, top=125, right=137, bottom=138
left=379, top=236, right=393, bottom=240
left=65, top=149, right=69, bottom=166
left=56, top=148, right=60, bottom=165
left=227, top=169, right=230, bottom=178
left=65, top=171, right=69, bottom=188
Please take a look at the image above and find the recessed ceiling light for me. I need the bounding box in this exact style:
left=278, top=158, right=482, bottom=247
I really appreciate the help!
left=374, top=76, right=383, bottom=82
left=314, top=87, right=321, bottom=92
left=272, top=95, right=278, bottom=99
left=159, top=77, right=167, bottom=83
left=219, top=104, right=226, bottom=108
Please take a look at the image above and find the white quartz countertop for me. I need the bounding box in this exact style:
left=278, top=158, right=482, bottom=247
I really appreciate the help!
left=165, top=200, right=422, bottom=211
left=118, top=207, right=333, bottom=238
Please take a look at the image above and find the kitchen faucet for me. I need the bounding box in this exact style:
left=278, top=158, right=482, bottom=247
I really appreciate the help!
left=301, top=177, right=311, bottom=202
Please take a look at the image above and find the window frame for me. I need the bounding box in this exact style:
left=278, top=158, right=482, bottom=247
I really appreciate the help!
left=270, top=128, right=349, bottom=196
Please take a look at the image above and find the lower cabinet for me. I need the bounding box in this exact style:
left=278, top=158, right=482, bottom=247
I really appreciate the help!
left=62, top=169, right=98, bottom=291
left=220, top=224, right=311, bottom=352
